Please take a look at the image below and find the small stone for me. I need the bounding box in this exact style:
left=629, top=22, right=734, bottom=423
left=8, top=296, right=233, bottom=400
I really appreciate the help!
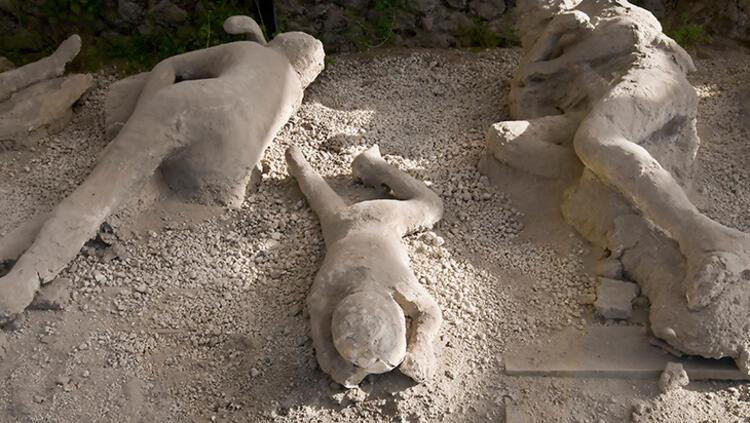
left=593, top=258, right=623, bottom=279
left=594, top=278, right=639, bottom=319
left=264, top=239, right=281, bottom=250
left=344, top=387, right=367, bottom=403
left=469, top=0, right=506, bottom=20
left=93, top=271, right=106, bottom=284
left=148, top=0, right=187, bottom=25
left=250, top=367, right=260, bottom=377
left=55, top=375, right=70, bottom=385
left=134, top=283, right=148, bottom=294
left=30, top=278, right=73, bottom=311
left=117, top=0, right=144, bottom=24
left=33, top=395, right=45, bottom=404
left=82, top=370, right=90, bottom=378
left=658, top=362, right=689, bottom=393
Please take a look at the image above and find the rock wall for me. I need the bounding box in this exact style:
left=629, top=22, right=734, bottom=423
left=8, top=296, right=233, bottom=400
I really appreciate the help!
left=0, top=0, right=749, bottom=71
left=658, top=0, right=750, bottom=42
left=275, top=0, right=513, bottom=51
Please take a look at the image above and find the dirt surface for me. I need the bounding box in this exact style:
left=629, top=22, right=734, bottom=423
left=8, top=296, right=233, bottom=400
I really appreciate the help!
left=1, top=44, right=749, bottom=422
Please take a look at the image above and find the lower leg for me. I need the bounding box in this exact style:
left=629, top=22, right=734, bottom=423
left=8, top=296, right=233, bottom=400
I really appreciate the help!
left=575, top=130, right=708, bottom=246
left=575, top=129, right=750, bottom=310
left=351, top=146, right=443, bottom=231
left=285, top=146, right=346, bottom=241
left=0, top=126, right=177, bottom=324
left=352, top=145, right=438, bottom=204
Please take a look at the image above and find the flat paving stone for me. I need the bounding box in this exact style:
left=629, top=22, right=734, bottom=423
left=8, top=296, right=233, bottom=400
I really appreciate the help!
left=505, top=325, right=748, bottom=380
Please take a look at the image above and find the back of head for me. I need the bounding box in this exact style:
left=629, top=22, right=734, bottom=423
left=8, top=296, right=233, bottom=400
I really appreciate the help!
left=331, top=291, right=407, bottom=373
left=269, top=32, right=325, bottom=89
left=516, top=0, right=583, bottom=47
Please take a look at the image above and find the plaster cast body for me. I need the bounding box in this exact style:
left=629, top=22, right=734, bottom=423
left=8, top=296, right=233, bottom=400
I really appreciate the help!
left=485, top=0, right=750, bottom=371
left=0, top=17, right=324, bottom=325
left=0, top=35, right=93, bottom=144
left=286, top=145, right=443, bottom=387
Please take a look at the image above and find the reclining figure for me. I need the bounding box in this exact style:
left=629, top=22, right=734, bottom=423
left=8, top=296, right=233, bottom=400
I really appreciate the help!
left=0, top=34, right=93, bottom=145
left=485, top=0, right=750, bottom=372
left=286, top=145, right=443, bottom=387
left=0, top=16, right=324, bottom=325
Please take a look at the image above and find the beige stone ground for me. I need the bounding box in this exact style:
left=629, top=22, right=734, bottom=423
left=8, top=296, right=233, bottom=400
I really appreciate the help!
left=0, top=43, right=749, bottom=422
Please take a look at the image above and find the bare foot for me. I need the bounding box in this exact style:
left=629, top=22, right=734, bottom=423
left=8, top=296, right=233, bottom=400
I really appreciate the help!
left=0, top=266, right=42, bottom=326
left=52, top=34, right=82, bottom=72
left=351, top=145, right=385, bottom=187
left=684, top=228, right=750, bottom=311
left=285, top=145, right=310, bottom=177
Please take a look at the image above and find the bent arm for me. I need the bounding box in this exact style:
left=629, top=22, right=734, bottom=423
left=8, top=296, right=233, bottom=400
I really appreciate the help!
left=393, top=282, right=442, bottom=382
left=0, top=35, right=81, bottom=101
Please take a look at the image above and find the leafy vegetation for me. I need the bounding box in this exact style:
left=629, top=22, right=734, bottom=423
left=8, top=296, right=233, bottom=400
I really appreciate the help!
left=1, top=0, right=257, bottom=73
left=344, top=0, right=410, bottom=50
left=457, top=19, right=519, bottom=49
left=666, top=22, right=712, bottom=47
left=0, top=0, right=522, bottom=73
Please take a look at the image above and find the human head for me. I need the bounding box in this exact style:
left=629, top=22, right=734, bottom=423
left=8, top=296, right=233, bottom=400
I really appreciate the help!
left=331, top=290, right=407, bottom=373
left=269, top=32, right=325, bottom=89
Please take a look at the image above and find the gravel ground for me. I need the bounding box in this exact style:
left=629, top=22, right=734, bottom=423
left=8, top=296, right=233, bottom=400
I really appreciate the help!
left=0, top=44, right=749, bottom=422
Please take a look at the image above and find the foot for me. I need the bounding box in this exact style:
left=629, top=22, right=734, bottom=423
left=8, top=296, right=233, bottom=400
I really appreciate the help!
left=52, top=34, right=82, bottom=72
left=683, top=228, right=750, bottom=311
left=351, top=145, right=385, bottom=188
left=0, top=267, right=42, bottom=326
left=285, top=145, right=310, bottom=177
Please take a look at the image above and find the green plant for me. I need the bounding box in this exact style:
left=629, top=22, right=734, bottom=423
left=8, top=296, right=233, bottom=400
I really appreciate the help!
left=347, top=0, right=409, bottom=50
left=666, top=23, right=711, bottom=47
left=458, top=19, right=520, bottom=49
left=2, top=0, right=261, bottom=73
left=100, top=0, right=250, bottom=73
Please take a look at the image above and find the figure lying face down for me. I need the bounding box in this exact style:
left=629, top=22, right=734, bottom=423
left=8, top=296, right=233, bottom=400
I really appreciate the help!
left=0, top=16, right=324, bottom=325
left=286, top=145, right=444, bottom=387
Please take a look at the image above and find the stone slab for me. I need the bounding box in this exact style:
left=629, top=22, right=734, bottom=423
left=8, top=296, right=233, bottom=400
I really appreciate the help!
left=594, top=278, right=639, bottom=319
left=505, top=326, right=748, bottom=381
